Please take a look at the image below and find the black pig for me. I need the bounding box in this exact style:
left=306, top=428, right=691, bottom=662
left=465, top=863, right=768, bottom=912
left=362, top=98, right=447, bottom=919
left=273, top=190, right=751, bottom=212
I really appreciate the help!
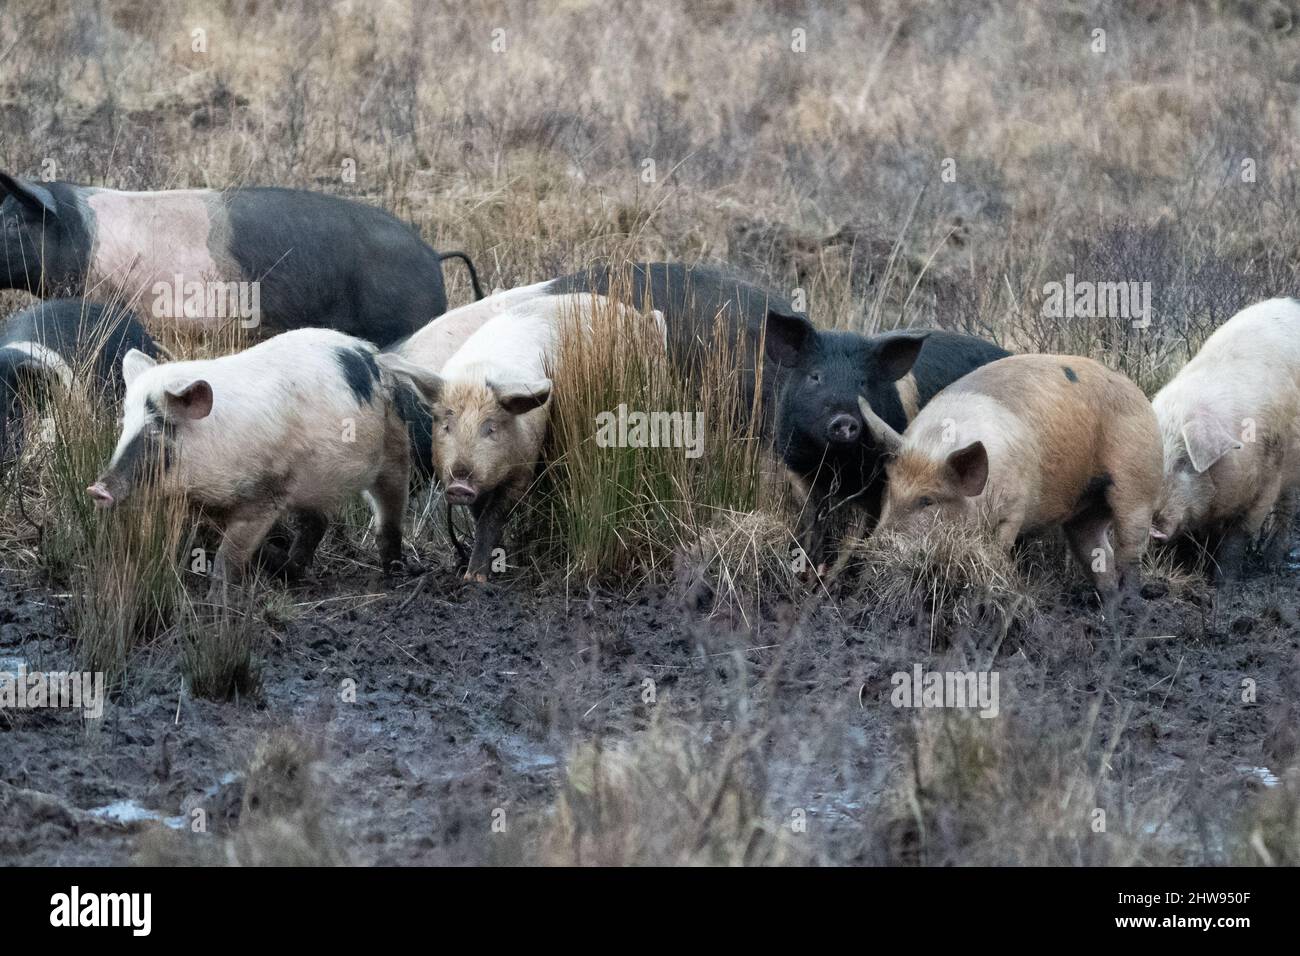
left=766, top=319, right=1010, bottom=566
left=0, top=297, right=158, bottom=460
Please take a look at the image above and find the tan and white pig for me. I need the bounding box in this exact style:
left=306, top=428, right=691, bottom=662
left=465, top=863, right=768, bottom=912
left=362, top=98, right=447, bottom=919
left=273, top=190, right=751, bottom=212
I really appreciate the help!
left=861, top=354, right=1163, bottom=611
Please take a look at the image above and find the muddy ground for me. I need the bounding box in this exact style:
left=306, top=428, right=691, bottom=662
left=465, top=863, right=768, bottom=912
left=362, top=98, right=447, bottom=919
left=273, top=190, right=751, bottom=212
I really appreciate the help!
left=1, top=533, right=1298, bottom=866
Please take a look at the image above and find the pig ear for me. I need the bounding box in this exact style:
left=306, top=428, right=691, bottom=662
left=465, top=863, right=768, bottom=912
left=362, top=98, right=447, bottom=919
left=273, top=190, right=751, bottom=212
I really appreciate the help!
left=163, top=380, right=213, bottom=420
left=764, top=308, right=814, bottom=367
left=857, top=395, right=903, bottom=455
left=875, top=331, right=931, bottom=382
left=1180, top=417, right=1242, bottom=473
left=492, top=379, right=551, bottom=416
left=0, top=173, right=59, bottom=219
left=376, top=353, right=445, bottom=405
left=122, top=348, right=158, bottom=387
left=946, top=440, right=988, bottom=497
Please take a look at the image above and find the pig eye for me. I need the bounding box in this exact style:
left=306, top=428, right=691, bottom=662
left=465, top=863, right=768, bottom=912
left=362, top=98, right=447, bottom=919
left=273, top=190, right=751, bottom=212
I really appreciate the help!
left=480, top=420, right=497, bottom=438
left=917, top=496, right=935, bottom=509
left=809, top=371, right=822, bottom=385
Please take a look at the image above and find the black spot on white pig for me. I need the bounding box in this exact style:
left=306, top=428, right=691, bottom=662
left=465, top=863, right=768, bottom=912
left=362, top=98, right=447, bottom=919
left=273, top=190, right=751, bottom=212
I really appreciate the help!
left=0, top=297, right=157, bottom=460
left=0, top=172, right=483, bottom=346
left=87, top=329, right=413, bottom=594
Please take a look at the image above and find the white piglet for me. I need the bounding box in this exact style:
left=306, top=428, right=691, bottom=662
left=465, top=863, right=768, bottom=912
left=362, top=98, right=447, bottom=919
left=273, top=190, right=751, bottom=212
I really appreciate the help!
left=88, top=328, right=413, bottom=593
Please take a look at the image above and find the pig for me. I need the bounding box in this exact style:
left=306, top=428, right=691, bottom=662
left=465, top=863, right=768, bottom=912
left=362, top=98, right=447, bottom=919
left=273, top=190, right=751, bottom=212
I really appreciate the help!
left=765, top=323, right=1009, bottom=567
left=0, top=297, right=157, bottom=459
left=0, top=172, right=483, bottom=346
left=379, top=280, right=665, bottom=581
left=382, top=282, right=557, bottom=480
left=860, top=354, right=1162, bottom=612
left=549, top=263, right=1009, bottom=565
left=1150, top=297, right=1300, bottom=578
left=87, top=328, right=413, bottom=594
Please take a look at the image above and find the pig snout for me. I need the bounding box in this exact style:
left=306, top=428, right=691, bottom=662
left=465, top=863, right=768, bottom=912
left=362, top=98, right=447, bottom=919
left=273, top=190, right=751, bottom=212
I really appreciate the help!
left=446, top=482, right=478, bottom=505
left=1149, top=510, right=1176, bottom=541
left=86, top=481, right=116, bottom=509
left=445, top=466, right=479, bottom=505
left=825, top=412, right=862, bottom=445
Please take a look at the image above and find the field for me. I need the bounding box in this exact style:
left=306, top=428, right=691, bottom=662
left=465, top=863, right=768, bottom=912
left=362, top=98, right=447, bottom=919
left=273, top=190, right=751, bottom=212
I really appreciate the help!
left=2, top=0, right=1300, bottom=865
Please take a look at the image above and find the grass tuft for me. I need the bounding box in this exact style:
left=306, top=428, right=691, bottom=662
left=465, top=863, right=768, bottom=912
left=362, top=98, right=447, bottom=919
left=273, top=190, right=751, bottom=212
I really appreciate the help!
left=839, top=520, right=1040, bottom=648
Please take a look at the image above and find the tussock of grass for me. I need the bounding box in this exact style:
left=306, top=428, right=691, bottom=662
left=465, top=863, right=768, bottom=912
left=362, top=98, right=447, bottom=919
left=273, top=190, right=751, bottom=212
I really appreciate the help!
left=839, top=522, right=1040, bottom=646
left=178, top=592, right=264, bottom=702
left=1, top=311, right=190, bottom=688
left=674, top=508, right=802, bottom=618
left=1139, top=542, right=1206, bottom=600
left=48, top=407, right=189, bottom=684
left=535, top=269, right=768, bottom=581
left=541, top=712, right=790, bottom=866
left=875, top=709, right=1176, bottom=866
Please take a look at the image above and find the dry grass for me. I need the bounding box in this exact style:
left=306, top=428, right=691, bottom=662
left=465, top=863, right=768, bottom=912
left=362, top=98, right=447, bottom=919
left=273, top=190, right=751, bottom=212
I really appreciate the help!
left=540, top=710, right=794, bottom=866
left=674, top=508, right=804, bottom=620
left=534, top=274, right=769, bottom=581
left=177, top=589, right=264, bottom=702
left=873, top=706, right=1180, bottom=866
left=838, top=519, right=1044, bottom=648
left=136, top=728, right=345, bottom=866
left=1, top=321, right=191, bottom=688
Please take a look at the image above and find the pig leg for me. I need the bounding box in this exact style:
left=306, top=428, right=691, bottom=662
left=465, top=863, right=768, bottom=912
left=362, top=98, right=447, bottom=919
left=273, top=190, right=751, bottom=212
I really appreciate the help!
left=1064, top=509, right=1118, bottom=612
left=1261, top=488, right=1299, bottom=567
left=796, top=500, right=829, bottom=573
left=1216, top=475, right=1283, bottom=581
left=1212, top=524, right=1251, bottom=583
left=368, top=470, right=409, bottom=573
left=466, top=487, right=516, bottom=583
left=1215, top=496, right=1274, bottom=583
left=1109, top=498, right=1154, bottom=601
left=787, top=470, right=828, bottom=572
left=993, top=507, right=1026, bottom=551
left=209, top=506, right=281, bottom=601
left=287, top=509, right=329, bottom=577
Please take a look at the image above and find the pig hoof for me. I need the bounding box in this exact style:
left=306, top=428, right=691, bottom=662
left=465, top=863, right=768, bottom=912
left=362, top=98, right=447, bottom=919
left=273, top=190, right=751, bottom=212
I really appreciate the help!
left=382, top=559, right=417, bottom=578
left=462, top=571, right=489, bottom=584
